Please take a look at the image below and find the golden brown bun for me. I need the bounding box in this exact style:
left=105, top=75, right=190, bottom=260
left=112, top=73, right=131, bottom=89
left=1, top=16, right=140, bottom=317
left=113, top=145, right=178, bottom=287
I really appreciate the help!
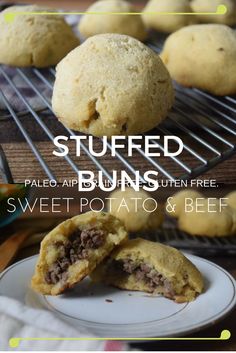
left=31, top=211, right=128, bottom=295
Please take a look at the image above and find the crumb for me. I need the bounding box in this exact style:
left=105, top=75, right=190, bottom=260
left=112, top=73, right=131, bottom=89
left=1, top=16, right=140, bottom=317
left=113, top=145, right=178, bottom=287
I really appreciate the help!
left=128, top=294, right=132, bottom=296
left=105, top=299, right=113, bottom=303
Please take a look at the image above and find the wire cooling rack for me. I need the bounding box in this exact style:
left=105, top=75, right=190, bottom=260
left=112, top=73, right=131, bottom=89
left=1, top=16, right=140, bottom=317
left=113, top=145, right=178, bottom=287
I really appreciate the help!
left=135, top=225, right=236, bottom=256
left=0, top=38, right=236, bottom=183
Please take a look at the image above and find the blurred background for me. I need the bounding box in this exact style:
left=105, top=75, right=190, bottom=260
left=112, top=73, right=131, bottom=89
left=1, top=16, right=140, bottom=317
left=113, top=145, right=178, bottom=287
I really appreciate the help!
left=4, top=0, right=146, bottom=9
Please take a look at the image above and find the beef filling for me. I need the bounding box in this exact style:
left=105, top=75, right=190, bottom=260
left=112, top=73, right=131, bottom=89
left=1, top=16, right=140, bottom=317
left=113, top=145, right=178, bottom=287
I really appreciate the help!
left=45, top=227, right=105, bottom=285
left=111, top=258, right=176, bottom=298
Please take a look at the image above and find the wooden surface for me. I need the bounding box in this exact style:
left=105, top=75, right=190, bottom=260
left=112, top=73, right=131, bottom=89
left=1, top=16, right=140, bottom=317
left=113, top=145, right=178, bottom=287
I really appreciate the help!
left=0, top=111, right=236, bottom=183
left=0, top=195, right=236, bottom=352
left=0, top=140, right=235, bottom=183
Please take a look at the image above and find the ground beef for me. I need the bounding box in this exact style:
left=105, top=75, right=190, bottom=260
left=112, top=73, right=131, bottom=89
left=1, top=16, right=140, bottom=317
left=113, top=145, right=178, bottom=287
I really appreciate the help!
left=81, top=228, right=105, bottom=249
left=45, top=227, right=105, bottom=285
left=112, top=258, right=176, bottom=298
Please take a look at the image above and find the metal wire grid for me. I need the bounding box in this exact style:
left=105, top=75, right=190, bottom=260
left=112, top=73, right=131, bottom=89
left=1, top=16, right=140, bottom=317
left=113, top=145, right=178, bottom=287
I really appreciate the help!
left=136, top=226, right=236, bottom=256
left=0, top=41, right=236, bottom=183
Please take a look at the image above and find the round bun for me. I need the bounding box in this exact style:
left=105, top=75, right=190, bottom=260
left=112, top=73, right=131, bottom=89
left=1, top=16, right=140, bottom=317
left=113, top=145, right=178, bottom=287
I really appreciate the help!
left=79, top=0, right=147, bottom=41
left=0, top=5, right=79, bottom=67
left=108, top=188, right=164, bottom=232
left=142, top=0, right=196, bottom=33
left=161, top=24, right=236, bottom=96
left=166, top=189, right=203, bottom=218
left=178, top=198, right=236, bottom=237
left=52, top=34, right=174, bottom=137
left=191, top=0, right=236, bottom=25
left=31, top=211, right=128, bottom=295
left=226, top=191, right=236, bottom=210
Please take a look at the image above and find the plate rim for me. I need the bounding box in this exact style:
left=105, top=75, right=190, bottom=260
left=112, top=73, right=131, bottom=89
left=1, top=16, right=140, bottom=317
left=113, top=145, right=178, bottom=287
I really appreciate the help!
left=0, top=254, right=236, bottom=339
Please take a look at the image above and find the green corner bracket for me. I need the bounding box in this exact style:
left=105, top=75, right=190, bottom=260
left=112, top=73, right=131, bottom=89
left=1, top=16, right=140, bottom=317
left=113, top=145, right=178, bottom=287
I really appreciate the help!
left=8, top=329, right=231, bottom=348
left=4, top=4, right=227, bottom=23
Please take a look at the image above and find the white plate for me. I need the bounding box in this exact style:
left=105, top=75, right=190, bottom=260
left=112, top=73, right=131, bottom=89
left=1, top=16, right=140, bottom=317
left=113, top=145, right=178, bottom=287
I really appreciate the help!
left=0, top=254, right=235, bottom=338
